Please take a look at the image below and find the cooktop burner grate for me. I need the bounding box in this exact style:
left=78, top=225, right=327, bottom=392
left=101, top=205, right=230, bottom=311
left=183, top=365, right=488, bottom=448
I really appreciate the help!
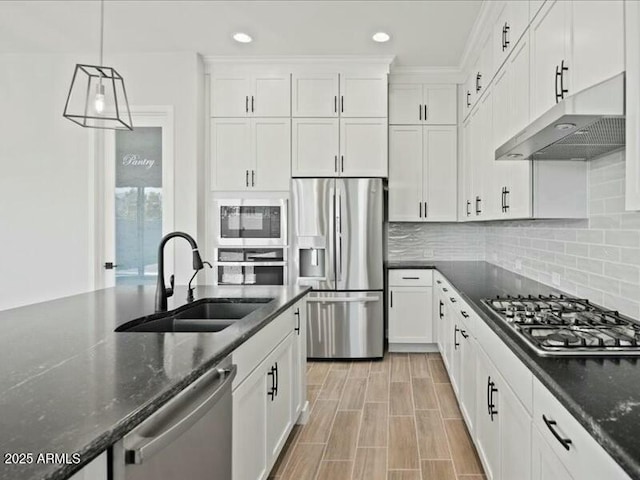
left=481, top=294, right=640, bottom=356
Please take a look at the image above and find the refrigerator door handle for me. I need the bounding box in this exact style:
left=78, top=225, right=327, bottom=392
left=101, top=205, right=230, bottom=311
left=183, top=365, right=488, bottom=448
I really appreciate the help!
left=336, top=190, right=343, bottom=281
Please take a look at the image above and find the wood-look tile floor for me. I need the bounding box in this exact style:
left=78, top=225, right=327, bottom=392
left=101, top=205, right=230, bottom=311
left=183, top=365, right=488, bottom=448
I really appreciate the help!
left=269, top=352, right=486, bottom=480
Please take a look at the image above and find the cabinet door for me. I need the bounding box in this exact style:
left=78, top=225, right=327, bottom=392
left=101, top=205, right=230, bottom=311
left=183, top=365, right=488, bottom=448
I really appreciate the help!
left=388, top=286, right=433, bottom=343
left=292, top=301, right=307, bottom=419
left=339, top=118, right=388, bottom=177
left=626, top=0, right=640, bottom=210
left=460, top=118, right=473, bottom=220
left=500, top=383, right=532, bottom=480
left=425, top=85, right=457, bottom=125
left=291, top=73, right=339, bottom=117
left=450, top=320, right=462, bottom=395
left=530, top=0, right=570, bottom=120
left=211, top=75, right=250, bottom=117
left=339, top=74, right=387, bottom=117
left=266, top=334, right=294, bottom=461
left=389, top=126, right=424, bottom=221
left=457, top=316, right=476, bottom=434
left=389, top=84, right=423, bottom=124
left=475, top=348, right=501, bottom=480
left=424, top=125, right=457, bottom=222
left=211, top=118, right=252, bottom=191
left=531, top=427, right=574, bottom=480
left=252, top=74, right=291, bottom=117
left=291, top=118, right=339, bottom=177
left=233, top=364, right=268, bottom=480
left=571, top=1, right=624, bottom=96
left=253, top=118, right=291, bottom=191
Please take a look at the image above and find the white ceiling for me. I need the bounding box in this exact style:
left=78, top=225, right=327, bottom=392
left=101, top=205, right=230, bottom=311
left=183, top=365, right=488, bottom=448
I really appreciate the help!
left=0, top=0, right=482, bottom=67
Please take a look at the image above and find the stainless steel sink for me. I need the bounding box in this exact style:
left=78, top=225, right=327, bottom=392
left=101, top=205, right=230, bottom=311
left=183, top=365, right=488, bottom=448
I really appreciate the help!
left=117, top=298, right=274, bottom=333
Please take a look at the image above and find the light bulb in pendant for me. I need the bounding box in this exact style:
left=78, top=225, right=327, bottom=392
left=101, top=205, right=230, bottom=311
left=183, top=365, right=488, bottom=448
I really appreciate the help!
left=94, top=84, right=105, bottom=114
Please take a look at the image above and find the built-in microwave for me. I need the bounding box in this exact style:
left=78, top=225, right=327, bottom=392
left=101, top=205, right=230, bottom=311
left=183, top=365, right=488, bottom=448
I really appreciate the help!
left=214, top=199, right=287, bottom=246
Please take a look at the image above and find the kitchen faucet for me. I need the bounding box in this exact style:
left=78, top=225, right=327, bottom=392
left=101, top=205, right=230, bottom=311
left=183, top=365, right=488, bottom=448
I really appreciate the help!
left=155, top=232, right=205, bottom=312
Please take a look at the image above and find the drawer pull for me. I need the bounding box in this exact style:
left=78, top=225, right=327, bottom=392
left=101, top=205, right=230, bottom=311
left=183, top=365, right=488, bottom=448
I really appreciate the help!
left=436, top=280, right=442, bottom=284
left=402, top=276, right=420, bottom=280
left=543, top=415, right=572, bottom=451
left=461, top=311, right=469, bottom=318
left=449, top=297, right=457, bottom=303
left=443, top=288, right=449, bottom=292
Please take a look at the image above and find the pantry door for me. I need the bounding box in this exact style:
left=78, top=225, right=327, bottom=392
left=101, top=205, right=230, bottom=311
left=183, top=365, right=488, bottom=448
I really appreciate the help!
left=100, top=107, right=174, bottom=288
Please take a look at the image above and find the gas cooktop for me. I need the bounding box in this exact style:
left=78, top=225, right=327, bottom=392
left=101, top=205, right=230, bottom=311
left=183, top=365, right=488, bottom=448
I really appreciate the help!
left=482, top=294, right=640, bottom=356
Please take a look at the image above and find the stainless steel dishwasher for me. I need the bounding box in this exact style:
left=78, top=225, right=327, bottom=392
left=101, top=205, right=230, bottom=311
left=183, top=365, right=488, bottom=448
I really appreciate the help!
left=112, top=355, right=236, bottom=480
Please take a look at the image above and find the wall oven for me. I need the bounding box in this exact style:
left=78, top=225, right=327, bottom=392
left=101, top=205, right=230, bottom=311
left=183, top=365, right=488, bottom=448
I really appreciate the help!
left=214, top=247, right=288, bottom=286
left=215, top=199, right=287, bottom=246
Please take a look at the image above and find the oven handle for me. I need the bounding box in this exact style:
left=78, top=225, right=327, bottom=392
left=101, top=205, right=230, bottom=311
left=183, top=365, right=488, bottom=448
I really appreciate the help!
left=124, top=364, right=237, bottom=465
left=307, top=296, right=380, bottom=303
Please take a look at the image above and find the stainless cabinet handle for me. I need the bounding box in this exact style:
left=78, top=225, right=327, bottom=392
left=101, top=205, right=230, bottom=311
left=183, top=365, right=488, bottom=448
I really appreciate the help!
left=419, top=104, right=422, bottom=121
left=251, top=170, right=255, bottom=187
left=341, top=155, right=344, bottom=173
left=402, top=276, right=420, bottom=280
left=419, top=202, right=422, bottom=218
left=334, top=96, right=337, bottom=113
left=251, top=95, right=255, bottom=113
left=454, top=325, right=460, bottom=349
left=125, top=365, right=237, bottom=464
left=424, top=202, right=428, bottom=218
left=245, top=96, right=249, bottom=113
left=245, top=170, right=249, bottom=187
left=424, top=105, right=428, bottom=121
left=335, top=155, right=338, bottom=172
left=341, top=95, right=344, bottom=113
left=390, top=290, right=393, bottom=308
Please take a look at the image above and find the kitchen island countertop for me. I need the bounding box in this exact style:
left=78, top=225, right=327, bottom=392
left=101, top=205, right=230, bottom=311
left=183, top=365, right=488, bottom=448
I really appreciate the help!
left=0, top=284, right=309, bottom=480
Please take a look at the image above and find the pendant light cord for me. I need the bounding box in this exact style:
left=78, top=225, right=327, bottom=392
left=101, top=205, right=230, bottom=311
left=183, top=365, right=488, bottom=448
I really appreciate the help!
left=99, top=0, right=104, bottom=66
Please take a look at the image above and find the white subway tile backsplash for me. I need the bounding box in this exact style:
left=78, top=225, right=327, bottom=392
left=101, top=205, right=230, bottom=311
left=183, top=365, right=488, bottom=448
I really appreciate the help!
left=388, top=151, right=640, bottom=318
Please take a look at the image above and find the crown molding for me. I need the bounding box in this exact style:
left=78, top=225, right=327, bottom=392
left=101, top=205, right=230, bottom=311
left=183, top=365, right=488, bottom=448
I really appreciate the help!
left=203, top=54, right=395, bottom=66
left=458, top=0, right=500, bottom=73
left=389, top=65, right=465, bottom=84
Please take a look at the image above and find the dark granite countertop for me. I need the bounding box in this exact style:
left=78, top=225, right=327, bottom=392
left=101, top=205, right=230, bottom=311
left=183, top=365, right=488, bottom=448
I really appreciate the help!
left=0, top=284, right=309, bottom=480
left=387, top=260, right=640, bottom=479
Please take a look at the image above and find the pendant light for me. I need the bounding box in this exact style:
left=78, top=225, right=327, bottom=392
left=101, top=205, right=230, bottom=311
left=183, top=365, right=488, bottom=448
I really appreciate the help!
left=63, top=0, right=133, bottom=130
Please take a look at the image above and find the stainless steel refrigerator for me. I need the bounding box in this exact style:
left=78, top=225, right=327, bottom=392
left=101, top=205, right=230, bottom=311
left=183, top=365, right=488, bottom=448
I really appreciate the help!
left=292, top=178, right=384, bottom=359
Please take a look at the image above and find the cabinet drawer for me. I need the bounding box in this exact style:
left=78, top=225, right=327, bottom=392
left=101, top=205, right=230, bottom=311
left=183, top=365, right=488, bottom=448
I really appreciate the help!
left=389, top=269, right=433, bottom=287
left=533, top=378, right=630, bottom=480
left=474, top=312, right=533, bottom=414
left=233, top=307, right=295, bottom=389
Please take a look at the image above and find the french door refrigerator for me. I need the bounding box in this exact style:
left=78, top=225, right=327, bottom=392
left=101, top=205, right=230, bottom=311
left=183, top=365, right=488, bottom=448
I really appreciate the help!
left=292, top=178, right=384, bottom=359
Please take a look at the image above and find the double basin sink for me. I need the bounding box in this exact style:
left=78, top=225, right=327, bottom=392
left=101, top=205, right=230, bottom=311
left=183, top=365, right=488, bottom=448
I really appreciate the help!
left=117, top=298, right=274, bottom=333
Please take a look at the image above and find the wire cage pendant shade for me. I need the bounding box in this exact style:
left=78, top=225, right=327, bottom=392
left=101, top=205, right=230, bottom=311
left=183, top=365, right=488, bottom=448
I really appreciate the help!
left=62, top=0, right=133, bottom=130
left=63, top=64, right=133, bottom=130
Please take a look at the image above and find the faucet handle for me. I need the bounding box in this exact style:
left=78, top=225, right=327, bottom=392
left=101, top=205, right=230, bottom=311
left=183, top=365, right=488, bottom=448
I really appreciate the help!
left=167, top=274, right=175, bottom=298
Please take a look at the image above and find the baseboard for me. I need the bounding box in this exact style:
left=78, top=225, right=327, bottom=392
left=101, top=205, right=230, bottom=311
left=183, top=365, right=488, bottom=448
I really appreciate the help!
left=388, top=343, right=439, bottom=353
left=296, top=400, right=310, bottom=425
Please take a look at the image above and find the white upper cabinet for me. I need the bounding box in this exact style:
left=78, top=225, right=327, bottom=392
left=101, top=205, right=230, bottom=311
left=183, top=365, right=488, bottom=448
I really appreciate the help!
left=211, top=76, right=251, bottom=117
left=627, top=0, right=640, bottom=211
left=570, top=1, right=624, bottom=96
left=472, top=32, right=494, bottom=106
left=211, top=73, right=290, bottom=117
left=389, top=125, right=457, bottom=222
left=493, top=0, right=530, bottom=74
left=339, top=73, right=388, bottom=117
left=424, top=126, right=458, bottom=221
left=253, top=118, right=291, bottom=191
left=292, top=72, right=387, bottom=117
left=211, top=118, right=253, bottom=191
left=292, top=118, right=340, bottom=177
left=340, top=118, right=388, bottom=177
left=389, top=84, right=456, bottom=125
left=389, top=126, right=424, bottom=221
left=292, top=73, right=339, bottom=117
left=211, top=118, right=291, bottom=191
left=530, top=0, right=571, bottom=120
left=252, top=74, right=292, bottom=117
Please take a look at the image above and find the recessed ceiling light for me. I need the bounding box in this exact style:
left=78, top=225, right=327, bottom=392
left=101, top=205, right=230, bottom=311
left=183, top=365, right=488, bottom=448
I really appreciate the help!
left=233, top=32, right=253, bottom=43
left=372, top=32, right=390, bottom=43
left=507, top=153, right=524, bottom=159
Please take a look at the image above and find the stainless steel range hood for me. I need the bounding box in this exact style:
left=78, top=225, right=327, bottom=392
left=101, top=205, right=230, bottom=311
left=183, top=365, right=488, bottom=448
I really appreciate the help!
left=495, top=73, right=625, bottom=161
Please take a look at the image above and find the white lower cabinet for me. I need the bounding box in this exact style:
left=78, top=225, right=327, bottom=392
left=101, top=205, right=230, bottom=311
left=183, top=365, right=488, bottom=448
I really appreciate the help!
left=69, top=452, right=107, bottom=480
left=388, top=270, right=434, bottom=349
left=231, top=301, right=307, bottom=480
left=531, top=426, right=574, bottom=480
left=433, top=272, right=630, bottom=480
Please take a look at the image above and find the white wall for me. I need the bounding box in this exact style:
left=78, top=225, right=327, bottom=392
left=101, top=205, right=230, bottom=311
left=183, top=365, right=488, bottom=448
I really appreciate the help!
left=0, top=52, right=204, bottom=310
left=0, top=54, right=94, bottom=310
